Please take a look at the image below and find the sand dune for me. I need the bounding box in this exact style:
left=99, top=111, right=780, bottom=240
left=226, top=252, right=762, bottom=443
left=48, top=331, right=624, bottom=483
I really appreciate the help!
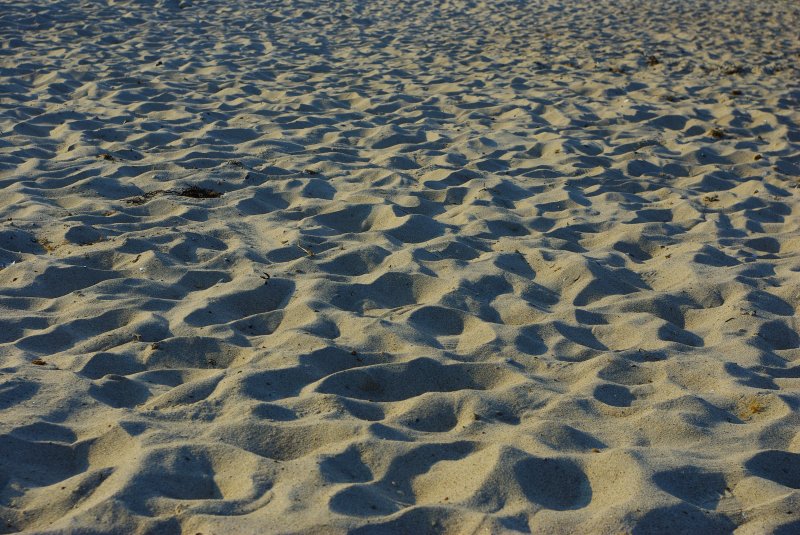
left=1, top=0, right=799, bottom=533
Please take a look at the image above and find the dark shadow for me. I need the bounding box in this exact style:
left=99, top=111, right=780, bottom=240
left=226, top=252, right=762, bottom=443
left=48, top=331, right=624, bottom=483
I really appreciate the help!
left=633, top=503, right=735, bottom=534
left=653, top=466, right=727, bottom=508
left=594, top=384, right=634, bottom=407
left=514, top=456, right=591, bottom=510
left=745, top=450, right=800, bottom=489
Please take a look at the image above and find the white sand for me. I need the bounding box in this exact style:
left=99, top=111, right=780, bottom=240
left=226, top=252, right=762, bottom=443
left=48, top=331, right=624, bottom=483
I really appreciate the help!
left=1, top=0, right=799, bottom=533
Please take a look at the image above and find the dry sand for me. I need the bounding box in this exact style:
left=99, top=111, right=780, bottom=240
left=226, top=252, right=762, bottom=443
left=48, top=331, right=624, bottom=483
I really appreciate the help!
left=1, top=0, right=799, bottom=533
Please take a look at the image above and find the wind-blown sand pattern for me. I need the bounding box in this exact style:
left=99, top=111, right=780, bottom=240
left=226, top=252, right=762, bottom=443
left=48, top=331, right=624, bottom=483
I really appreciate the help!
left=1, top=0, right=799, bottom=533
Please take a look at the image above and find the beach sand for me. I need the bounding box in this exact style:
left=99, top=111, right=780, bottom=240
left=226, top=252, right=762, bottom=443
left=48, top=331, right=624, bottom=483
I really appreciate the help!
left=1, top=0, right=799, bottom=533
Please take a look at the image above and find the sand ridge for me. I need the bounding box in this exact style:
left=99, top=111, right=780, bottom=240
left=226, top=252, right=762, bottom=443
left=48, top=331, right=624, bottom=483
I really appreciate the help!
left=1, top=0, right=799, bottom=533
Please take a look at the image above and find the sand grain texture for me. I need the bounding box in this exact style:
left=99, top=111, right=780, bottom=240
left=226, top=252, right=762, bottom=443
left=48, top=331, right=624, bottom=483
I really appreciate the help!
left=1, top=0, right=799, bottom=533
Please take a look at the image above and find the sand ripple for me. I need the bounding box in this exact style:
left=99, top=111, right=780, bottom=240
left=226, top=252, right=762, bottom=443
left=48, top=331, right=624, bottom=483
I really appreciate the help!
left=1, top=0, right=799, bottom=533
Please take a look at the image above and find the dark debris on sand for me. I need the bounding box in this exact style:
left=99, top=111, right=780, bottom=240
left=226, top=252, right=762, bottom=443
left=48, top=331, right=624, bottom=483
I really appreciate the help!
left=124, top=186, right=222, bottom=204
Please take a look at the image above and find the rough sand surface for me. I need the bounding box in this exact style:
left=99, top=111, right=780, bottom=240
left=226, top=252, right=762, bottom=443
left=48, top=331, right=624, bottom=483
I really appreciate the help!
left=1, top=0, right=800, bottom=533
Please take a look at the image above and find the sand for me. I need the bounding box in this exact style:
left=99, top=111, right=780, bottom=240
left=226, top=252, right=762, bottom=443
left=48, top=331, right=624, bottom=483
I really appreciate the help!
left=1, top=0, right=799, bottom=533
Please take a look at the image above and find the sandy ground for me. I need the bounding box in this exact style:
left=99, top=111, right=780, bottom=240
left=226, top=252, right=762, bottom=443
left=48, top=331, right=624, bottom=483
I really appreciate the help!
left=1, top=0, right=799, bottom=533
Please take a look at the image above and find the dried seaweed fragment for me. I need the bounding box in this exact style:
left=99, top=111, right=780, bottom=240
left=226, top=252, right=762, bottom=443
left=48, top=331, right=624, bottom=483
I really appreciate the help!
left=176, top=186, right=222, bottom=199
left=124, top=190, right=165, bottom=205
